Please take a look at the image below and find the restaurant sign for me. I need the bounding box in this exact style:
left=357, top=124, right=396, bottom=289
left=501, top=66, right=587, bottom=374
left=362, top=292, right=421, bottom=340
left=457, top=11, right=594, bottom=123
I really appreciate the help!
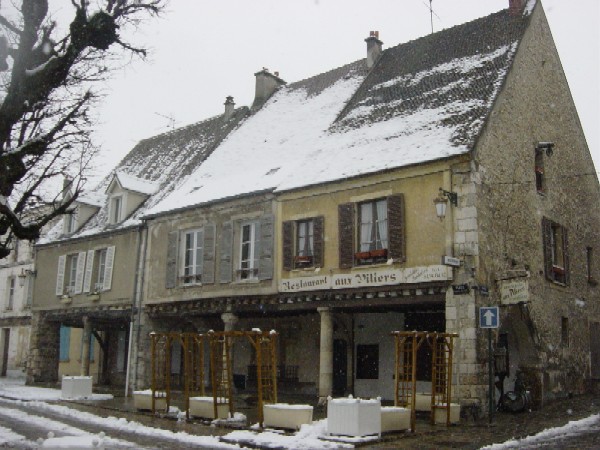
left=500, top=278, right=529, bottom=305
left=279, top=265, right=452, bottom=293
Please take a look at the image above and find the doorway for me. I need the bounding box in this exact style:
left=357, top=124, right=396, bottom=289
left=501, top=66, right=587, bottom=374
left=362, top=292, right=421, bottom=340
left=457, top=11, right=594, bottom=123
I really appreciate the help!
left=333, top=339, right=347, bottom=396
left=1, top=328, right=9, bottom=377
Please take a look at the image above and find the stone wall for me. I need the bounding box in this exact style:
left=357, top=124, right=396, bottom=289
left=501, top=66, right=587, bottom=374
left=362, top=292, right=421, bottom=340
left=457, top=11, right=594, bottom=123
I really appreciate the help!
left=27, top=312, right=60, bottom=383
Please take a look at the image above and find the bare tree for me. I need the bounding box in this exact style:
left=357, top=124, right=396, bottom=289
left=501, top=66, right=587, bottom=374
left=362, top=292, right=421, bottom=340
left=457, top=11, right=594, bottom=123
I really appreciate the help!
left=0, top=0, right=165, bottom=259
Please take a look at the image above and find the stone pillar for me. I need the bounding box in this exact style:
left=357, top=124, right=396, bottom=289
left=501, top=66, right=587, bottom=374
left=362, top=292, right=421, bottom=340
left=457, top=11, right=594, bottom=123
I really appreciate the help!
left=27, top=312, right=60, bottom=384
left=81, top=316, right=92, bottom=376
left=221, top=312, right=238, bottom=332
left=318, top=307, right=333, bottom=403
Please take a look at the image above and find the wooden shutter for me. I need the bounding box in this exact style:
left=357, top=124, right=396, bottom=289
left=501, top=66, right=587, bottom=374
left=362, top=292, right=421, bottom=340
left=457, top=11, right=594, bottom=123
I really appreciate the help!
left=203, top=223, right=216, bottom=284
left=282, top=221, right=294, bottom=271
left=541, top=217, right=553, bottom=281
left=220, top=221, right=233, bottom=283
left=74, top=251, right=86, bottom=294
left=56, top=255, right=66, bottom=296
left=313, top=216, right=325, bottom=268
left=83, top=250, right=95, bottom=293
left=259, top=214, right=274, bottom=280
left=103, top=246, right=115, bottom=291
left=166, top=231, right=179, bottom=289
left=388, top=194, right=406, bottom=262
left=338, top=203, right=355, bottom=269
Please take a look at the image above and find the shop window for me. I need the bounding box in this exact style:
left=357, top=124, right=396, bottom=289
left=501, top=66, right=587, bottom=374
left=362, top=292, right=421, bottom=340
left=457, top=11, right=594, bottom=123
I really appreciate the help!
left=356, top=344, right=379, bottom=379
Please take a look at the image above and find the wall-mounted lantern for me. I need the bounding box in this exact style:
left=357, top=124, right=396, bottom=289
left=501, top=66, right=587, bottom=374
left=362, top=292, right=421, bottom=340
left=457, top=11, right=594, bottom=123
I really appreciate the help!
left=433, top=188, right=458, bottom=220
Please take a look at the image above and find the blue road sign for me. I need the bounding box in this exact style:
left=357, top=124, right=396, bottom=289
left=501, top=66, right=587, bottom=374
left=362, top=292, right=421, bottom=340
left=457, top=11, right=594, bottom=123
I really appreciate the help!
left=479, top=306, right=499, bottom=328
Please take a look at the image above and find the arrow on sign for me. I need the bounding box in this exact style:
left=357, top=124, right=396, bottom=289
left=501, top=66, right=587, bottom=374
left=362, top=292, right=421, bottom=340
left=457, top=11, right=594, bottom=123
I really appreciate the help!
left=482, top=309, right=496, bottom=327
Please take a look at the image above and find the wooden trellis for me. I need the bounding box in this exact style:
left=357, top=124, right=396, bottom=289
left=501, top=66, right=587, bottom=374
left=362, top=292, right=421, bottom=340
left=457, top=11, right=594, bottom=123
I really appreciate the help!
left=150, top=329, right=277, bottom=425
left=392, top=331, right=458, bottom=431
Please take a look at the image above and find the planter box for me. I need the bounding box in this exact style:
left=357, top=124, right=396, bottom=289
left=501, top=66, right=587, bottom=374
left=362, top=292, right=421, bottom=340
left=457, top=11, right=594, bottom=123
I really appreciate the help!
left=189, top=396, right=229, bottom=419
left=381, top=406, right=410, bottom=432
left=263, top=403, right=313, bottom=430
left=327, top=398, right=381, bottom=437
left=133, top=390, right=167, bottom=411
left=434, top=404, right=461, bottom=425
left=405, top=393, right=432, bottom=411
left=61, top=376, right=92, bottom=399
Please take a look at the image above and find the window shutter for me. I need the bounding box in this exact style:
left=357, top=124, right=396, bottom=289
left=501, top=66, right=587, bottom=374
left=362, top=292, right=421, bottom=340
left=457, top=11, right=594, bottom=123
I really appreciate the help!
left=166, top=231, right=179, bottom=289
left=83, top=250, right=95, bottom=293
left=338, top=203, right=355, bottom=269
left=203, top=223, right=216, bottom=284
left=74, top=251, right=86, bottom=294
left=220, top=221, right=233, bottom=283
left=259, top=214, right=274, bottom=280
left=59, top=326, right=71, bottom=361
left=542, top=217, right=553, bottom=281
left=313, top=216, right=325, bottom=267
left=103, top=246, right=115, bottom=291
left=563, top=227, right=570, bottom=286
left=388, top=194, right=406, bottom=262
left=56, top=255, right=66, bottom=296
left=282, top=221, right=294, bottom=271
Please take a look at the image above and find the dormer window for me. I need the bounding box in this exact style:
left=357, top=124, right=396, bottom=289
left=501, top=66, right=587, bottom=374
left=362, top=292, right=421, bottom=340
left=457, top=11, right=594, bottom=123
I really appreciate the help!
left=109, top=196, right=123, bottom=224
left=64, top=208, right=78, bottom=234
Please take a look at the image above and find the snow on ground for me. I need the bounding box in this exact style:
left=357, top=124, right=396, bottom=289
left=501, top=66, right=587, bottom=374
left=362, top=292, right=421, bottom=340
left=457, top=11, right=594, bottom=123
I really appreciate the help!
left=481, top=413, right=600, bottom=449
left=0, top=423, right=29, bottom=446
left=0, top=377, right=112, bottom=401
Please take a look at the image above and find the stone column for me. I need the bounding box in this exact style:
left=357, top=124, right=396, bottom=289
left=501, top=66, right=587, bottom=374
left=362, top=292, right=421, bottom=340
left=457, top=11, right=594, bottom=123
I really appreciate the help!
left=27, top=313, right=60, bottom=384
left=318, top=307, right=333, bottom=403
left=81, top=316, right=92, bottom=376
left=221, top=312, right=238, bottom=332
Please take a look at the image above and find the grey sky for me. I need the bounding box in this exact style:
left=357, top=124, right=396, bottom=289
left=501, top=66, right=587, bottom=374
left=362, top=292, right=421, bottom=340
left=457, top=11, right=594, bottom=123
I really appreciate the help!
left=67, top=0, right=598, bottom=183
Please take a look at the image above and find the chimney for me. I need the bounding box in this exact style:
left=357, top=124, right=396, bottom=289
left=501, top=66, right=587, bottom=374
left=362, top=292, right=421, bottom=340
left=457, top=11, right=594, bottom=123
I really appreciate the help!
left=508, top=0, right=523, bottom=16
left=252, top=68, right=286, bottom=109
left=365, top=31, right=383, bottom=69
left=223, top=96, right=235, bottom=120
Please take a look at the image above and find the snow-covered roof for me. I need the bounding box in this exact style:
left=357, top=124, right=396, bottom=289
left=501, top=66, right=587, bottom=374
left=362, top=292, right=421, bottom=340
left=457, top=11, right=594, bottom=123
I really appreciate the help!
left=147, top=7, right=532, bottom=216
left=40, top=107, right=249, bottom=244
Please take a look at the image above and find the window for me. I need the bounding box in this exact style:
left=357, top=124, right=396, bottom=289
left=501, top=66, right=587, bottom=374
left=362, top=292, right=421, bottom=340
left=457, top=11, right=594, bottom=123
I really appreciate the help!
left=561, top=317, right=569, bottom=347
left=95, top=248, right=107, bottom=291
left=339, top=195, right=405, bottom=268
left=282, top=217, right=324, bottom=270
left=182, top=229, right=203, bottom=284
left=6, top=277, right=15, bottom=310
left=59, top=326, right=71, bottom=362
left=535, top=148, right=545, bottom=194
left=109, top=196, right=123, bottom=224
left=65, top=208, right=78, bottom=234
left=356, top=344, right=379, bottom=379
left=239, top=221, right=259, bottom=280
left=587, top=247, right=596, bottom=284
left=542, top=217, right=569, bottom=285
left=66, top=254, right=79, bottom=295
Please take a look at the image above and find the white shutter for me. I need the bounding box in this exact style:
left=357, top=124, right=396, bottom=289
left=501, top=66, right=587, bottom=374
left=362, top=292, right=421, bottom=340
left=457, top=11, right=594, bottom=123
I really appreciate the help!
left=55, top=255, right=66, bottom=296
left=74, top=251, right=86, bottom=294
left=83, top=250, right=95, bottom=293
left=103, top=246, right=115, bottom=291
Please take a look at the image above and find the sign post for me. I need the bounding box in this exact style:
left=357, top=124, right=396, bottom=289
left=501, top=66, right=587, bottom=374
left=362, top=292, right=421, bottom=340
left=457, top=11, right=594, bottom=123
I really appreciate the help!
left=479, top=306, right=499, bottom=423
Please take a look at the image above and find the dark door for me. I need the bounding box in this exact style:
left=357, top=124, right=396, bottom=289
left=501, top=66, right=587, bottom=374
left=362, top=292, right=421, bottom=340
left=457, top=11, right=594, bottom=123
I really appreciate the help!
left=1, top=329, right=9, bottom=377
left=333, top=339, right=347, bottom=396
left=404, top=312, right=445, bottom=381
left=591, top=323, right=600, bottom=379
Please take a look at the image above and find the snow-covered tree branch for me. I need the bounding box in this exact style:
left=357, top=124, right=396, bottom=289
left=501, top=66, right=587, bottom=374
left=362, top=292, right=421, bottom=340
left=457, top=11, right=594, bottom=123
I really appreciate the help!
left=0, top=0, right=165, bottom=259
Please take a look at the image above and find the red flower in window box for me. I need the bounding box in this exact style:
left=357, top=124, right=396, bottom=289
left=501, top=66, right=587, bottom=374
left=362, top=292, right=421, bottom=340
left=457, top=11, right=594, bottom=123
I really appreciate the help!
left=294, top=255, right=313, bottom=267
left=354, top=251, right=371, bottom=261
left=369, top=249, right=388, bottom=259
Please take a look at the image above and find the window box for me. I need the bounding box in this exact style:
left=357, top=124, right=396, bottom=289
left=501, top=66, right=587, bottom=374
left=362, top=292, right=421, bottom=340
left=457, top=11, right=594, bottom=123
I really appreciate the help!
left=294, top=255, right=313, bottom=268
left=552, top=265, right=565, bottom=275
left=355, top=249, right=388, bottom=265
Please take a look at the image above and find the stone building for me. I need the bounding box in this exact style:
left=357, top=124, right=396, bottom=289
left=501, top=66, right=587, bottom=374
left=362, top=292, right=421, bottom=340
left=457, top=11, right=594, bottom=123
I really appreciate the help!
left=27, top=0, right=600, bottom=416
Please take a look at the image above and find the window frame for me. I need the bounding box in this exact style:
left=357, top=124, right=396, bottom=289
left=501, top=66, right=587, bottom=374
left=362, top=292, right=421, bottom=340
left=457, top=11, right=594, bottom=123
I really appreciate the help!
left=109, top=195, right=123, bottom=224
left=66, top=254, right=79, bottom=295
left=295, top=219, right=315, bottom=268
left=535, top=148, right=545, bottom=194
left=238, top=221, right=259, bottom=280
left=95, top=248, right=107, bottom=292
left=356, top=198, right=389, bottom=265
left=6, top=276, right=15, bottom=310
left=542, top=217, right=569, bottom=285
left=180, top=228, right=204, bottom=285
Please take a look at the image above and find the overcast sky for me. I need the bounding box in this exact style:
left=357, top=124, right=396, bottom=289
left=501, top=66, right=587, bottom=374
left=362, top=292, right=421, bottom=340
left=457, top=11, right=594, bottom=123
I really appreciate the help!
left=56, top=0, right=600, bottom=184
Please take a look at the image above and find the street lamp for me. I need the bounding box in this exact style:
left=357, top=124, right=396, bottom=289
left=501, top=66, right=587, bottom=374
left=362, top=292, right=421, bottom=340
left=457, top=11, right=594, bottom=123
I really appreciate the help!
left=433, top=188, right=458, bottom=219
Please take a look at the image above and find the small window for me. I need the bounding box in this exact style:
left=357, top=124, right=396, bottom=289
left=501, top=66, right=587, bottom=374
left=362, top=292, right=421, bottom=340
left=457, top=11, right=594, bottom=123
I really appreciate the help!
left=535, top=148, right=545, bottom=194
left=181, top=229, right=203, bottom=284
left=587, top=247, right=596, bottom=284
left=109, top=196, right=123, bottom=224
left=65, top=208, right=77, bottom=234
left=543, top=218, right=568, bottom=285
left=561, top=317, right=569, bottom=347
left=239, top=221, right=259, bottom=280
left=6, top=277, right=15, bottom=310
left=356, top=344, right=379, bottom=379
left=356, top=199, right=388, bottom=265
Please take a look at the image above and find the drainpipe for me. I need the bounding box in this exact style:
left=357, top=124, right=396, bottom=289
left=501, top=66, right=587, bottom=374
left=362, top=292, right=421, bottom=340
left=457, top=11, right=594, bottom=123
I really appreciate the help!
left=126, top=221, right=148, bottom=397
